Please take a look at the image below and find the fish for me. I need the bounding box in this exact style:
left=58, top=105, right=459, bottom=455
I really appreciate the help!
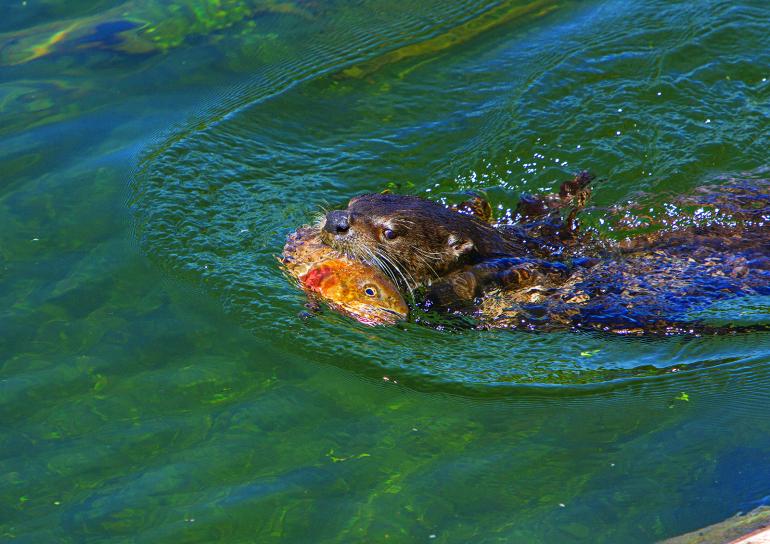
left=281, top=227, right=408, bottom=326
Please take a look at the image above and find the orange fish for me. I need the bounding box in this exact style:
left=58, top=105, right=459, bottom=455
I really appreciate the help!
left=281, top=227, right=408, bottom=325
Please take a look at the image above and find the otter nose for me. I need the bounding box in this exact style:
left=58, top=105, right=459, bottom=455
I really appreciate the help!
left=323, top=210, right=351, bottom=234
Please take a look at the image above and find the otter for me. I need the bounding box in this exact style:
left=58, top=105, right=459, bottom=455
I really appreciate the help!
left=319, top=192, right=523, bottom=290
left=320, top=173, right=595, bottom=307
left=316, top=175, right=770, bottom=334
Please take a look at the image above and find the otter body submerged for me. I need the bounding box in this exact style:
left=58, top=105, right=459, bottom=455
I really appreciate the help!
left=287, top=176, right=770, bottom=334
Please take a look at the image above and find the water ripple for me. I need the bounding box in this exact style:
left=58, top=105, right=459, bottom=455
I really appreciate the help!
left=131, top=0, right=770, bottom=390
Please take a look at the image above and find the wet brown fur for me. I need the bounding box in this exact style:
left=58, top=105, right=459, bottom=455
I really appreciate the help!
left=316, top=174, right=770, bottom=334
left=320, top=192, right=524, bottom=289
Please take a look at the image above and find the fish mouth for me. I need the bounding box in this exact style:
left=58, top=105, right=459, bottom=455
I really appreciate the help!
left=346, top=305, right=408, bottom=326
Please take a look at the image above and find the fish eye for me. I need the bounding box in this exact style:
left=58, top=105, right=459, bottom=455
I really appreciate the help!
left=363, top=284, right=378, bottom=297
left=382, top=229, right=397, bottom=241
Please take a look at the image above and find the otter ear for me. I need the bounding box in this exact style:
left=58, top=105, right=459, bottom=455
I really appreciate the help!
left=447, top=233, right=474, bottom=256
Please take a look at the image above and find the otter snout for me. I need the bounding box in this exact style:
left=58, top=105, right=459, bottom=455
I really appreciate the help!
left=323, top=210, right=352, bottom=235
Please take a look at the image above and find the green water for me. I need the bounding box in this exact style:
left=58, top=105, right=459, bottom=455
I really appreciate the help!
left=2, top=0, right=770, bottom=542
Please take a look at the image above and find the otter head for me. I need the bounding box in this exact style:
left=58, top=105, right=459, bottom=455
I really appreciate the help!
left=320, top=193, right=510, bottom=289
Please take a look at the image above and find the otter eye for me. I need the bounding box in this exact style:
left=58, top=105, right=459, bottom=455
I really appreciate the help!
left=383, top=229, right=397, bottom=241
left=363, top=285, right=378, bottom=297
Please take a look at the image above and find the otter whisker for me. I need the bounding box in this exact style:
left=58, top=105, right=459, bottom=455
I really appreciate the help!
left=377, top=253, right=414, bottom=293
left=412, top=248, right=442, bottom=257
left=378, top=251, right=419, bottom=293
left=373, top=256, right=400, bottom=287
left=395, top=243, right=442, bottom=278
left=310, top=211, right=326, bottom=228
left=373, top=239, right=420, bottom=279
left=362, top=247, right=401, bottom=288
left=412, top=247, right=445, bottom=260
left=386, top=251, right=420, bottom=286
left=338, top=238, right=373, bottom=267
left=373, top=247, right=416, bottom=293
left=372, top=252, right=406, bottom=291
left=407, top=250, right=442, bottom=280
left=362, top=245, right=408, bottom=293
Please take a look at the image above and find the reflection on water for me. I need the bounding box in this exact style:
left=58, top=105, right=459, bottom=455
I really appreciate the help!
left=2, top=0, right=770, bottom=542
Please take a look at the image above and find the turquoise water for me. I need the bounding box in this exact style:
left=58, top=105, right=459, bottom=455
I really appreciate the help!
left=2, top=0, right=770, bottom=542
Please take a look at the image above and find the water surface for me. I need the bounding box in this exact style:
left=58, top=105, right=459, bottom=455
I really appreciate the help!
left=2, top=0, right=770, bottom=542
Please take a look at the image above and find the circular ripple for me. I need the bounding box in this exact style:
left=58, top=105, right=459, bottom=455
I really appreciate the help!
left=131, top=0, right=770, bottom=391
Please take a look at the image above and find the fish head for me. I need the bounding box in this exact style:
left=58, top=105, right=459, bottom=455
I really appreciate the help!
left=300, top=258, right=408, bottom=326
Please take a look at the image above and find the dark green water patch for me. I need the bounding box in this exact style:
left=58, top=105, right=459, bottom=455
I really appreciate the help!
left=132, top=0, right=770, bottom=389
